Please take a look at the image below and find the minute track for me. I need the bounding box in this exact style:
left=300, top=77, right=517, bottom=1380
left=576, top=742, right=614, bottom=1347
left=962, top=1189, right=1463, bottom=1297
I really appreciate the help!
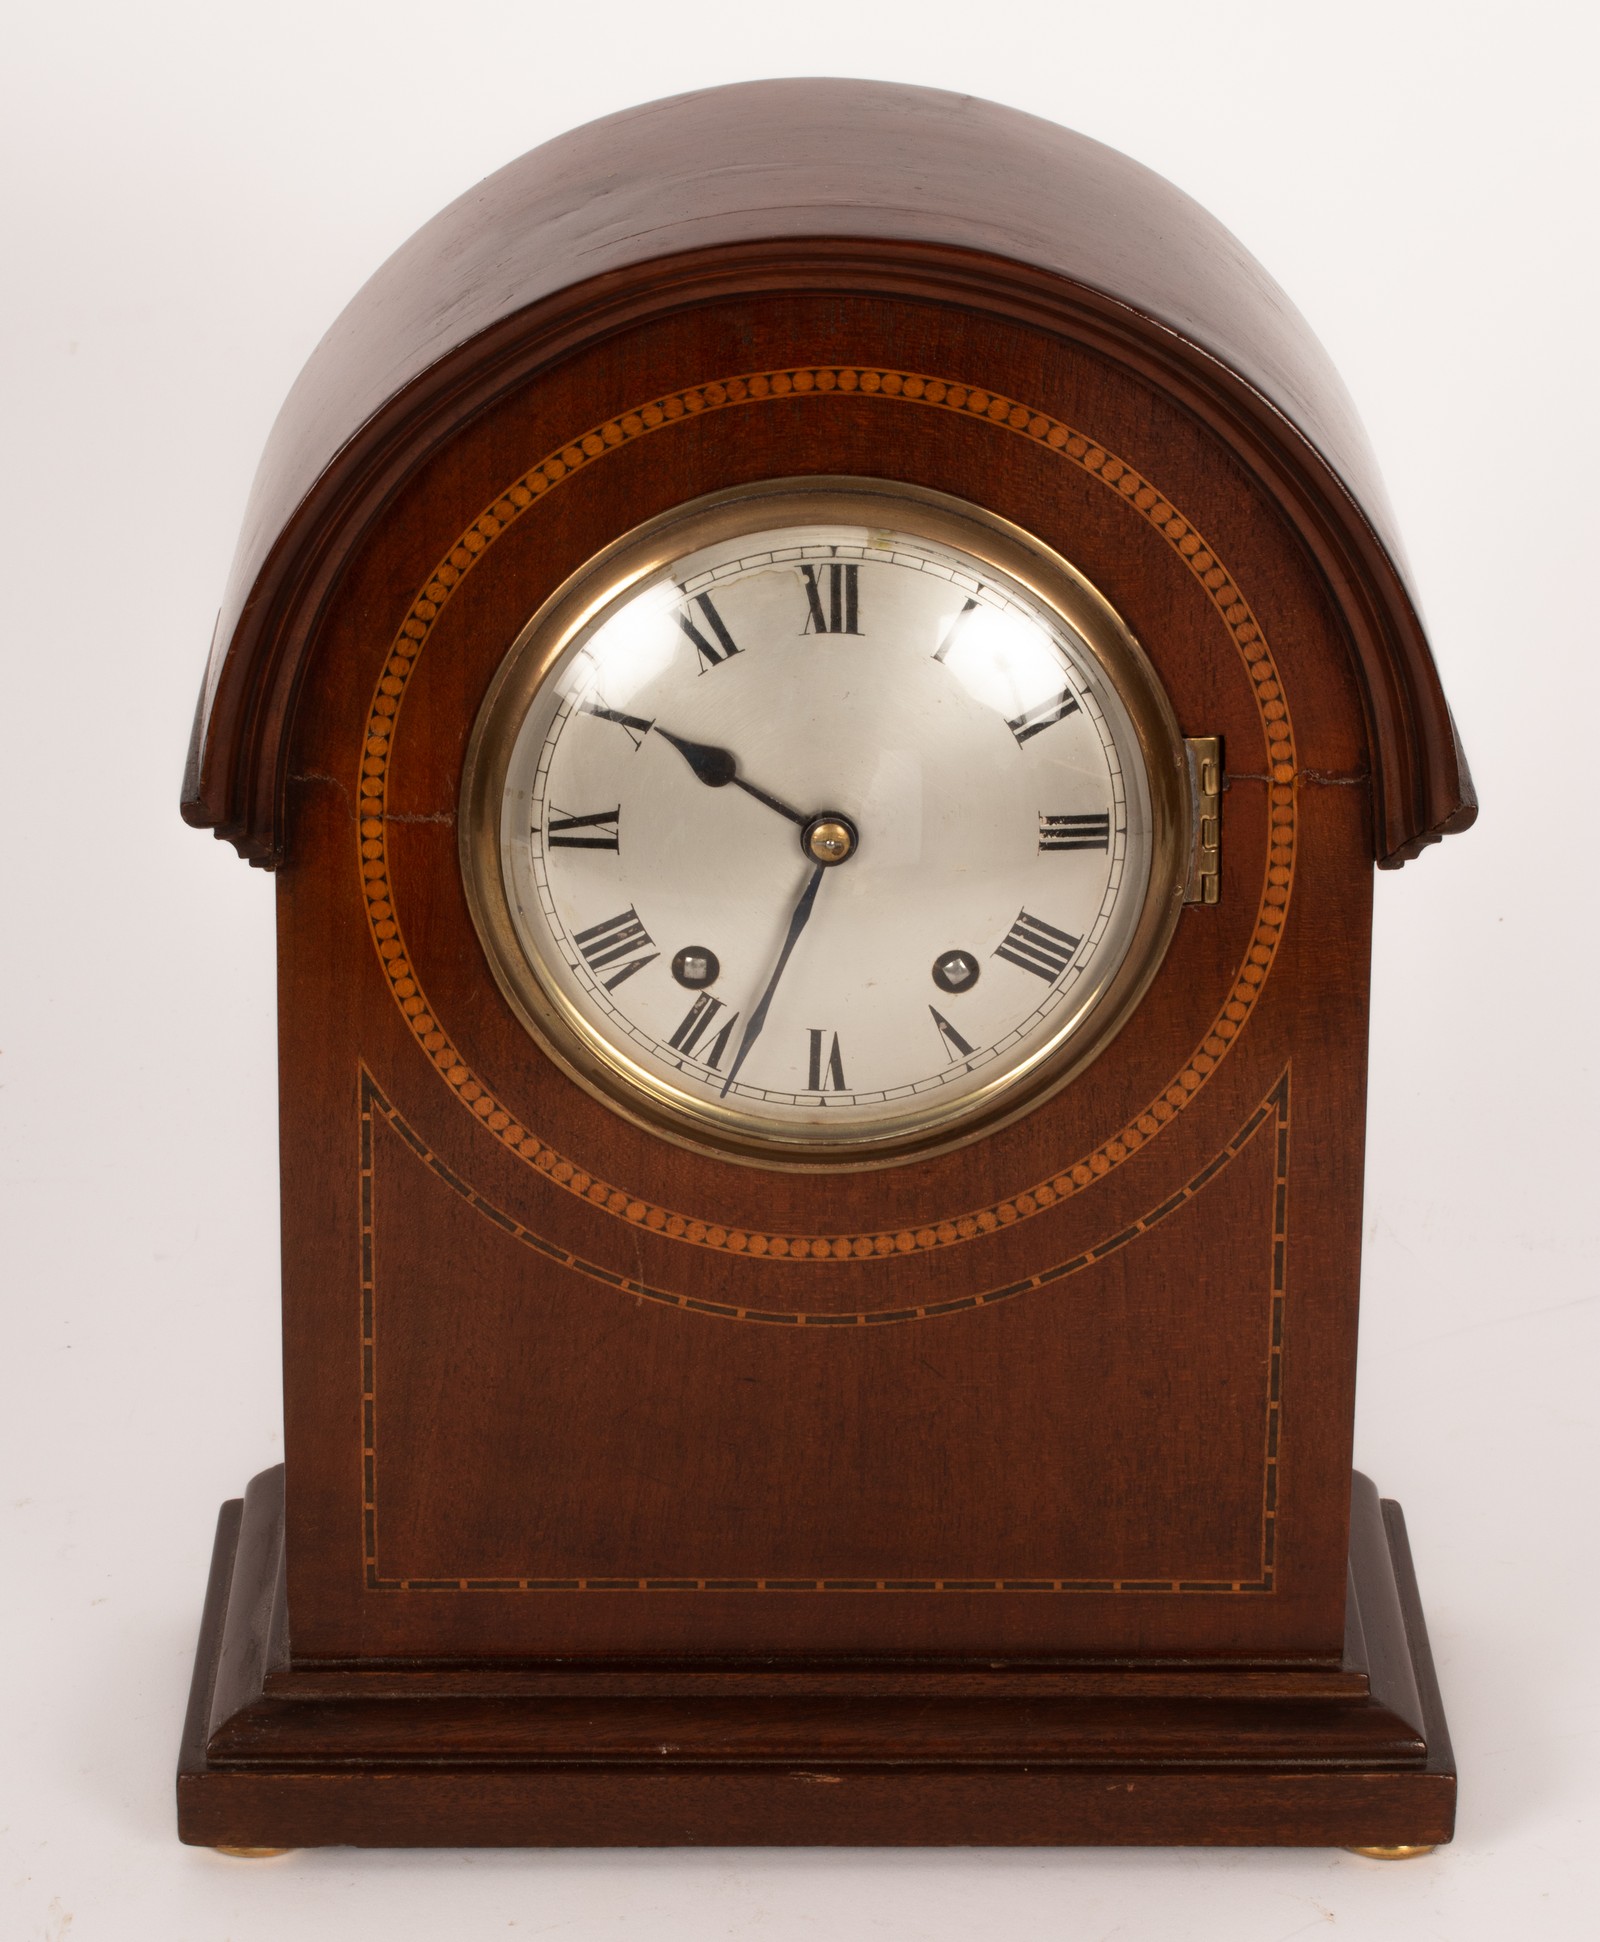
left=501, top=499, right=1161, bottom=1154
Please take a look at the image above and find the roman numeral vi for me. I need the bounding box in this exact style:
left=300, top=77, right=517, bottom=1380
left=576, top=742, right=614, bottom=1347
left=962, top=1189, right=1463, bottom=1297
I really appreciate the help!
left=807, top=1029, right=847, bottom=1091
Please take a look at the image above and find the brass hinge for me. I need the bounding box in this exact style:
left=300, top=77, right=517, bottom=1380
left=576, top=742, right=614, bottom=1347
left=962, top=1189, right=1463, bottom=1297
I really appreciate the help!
left=1184, top=736, right=1222, bottom=905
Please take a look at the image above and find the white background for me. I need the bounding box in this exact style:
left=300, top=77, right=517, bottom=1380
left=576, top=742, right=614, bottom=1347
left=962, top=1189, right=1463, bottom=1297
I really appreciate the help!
left=2, top=2, right=1595, bottom=1936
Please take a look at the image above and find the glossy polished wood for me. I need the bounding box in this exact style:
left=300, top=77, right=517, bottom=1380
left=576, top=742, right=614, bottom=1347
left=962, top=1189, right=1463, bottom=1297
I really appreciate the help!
left=177, top=1472, right=1455, bottom=1847
left=183, top=81, right=1473, bottom=869
left=177, top=82, right=1462, bottom=1848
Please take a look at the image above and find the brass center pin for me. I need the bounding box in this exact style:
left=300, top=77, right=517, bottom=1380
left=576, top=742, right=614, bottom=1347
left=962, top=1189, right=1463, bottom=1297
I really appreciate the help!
left=803, top=815, right=857, bottom=865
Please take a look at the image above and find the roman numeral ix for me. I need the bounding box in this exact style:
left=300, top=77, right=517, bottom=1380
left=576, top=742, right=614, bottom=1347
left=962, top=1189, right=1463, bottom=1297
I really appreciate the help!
left=676, top=592, right=741, bottom=670
left=800, top=562, right=860, bottom=635
left=573, top=907, right=659, bottom=990
left=807, top=1029, right=847, bottom=1091
left=1006, top=688, right=1080, bottom=745
left=546, top=805, right=620, bottom=851
left=1039, top=811, right=1111, bottom=852
left=668, top=993, right=739, bottom=1070
left=994, top=910, right=1081, bottom=983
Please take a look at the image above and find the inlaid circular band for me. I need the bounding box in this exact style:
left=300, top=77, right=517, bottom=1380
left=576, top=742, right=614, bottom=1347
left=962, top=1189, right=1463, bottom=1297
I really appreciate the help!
left=357, top=366, right=1297, bottom=1259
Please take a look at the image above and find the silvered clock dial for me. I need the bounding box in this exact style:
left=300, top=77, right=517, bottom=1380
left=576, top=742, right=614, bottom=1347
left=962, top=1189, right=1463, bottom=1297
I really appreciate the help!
left=462, top=480, right=1189, bottom=1164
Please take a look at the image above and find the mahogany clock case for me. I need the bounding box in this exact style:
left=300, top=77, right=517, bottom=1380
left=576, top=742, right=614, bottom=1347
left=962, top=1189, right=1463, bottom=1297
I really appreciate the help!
left=176, top=82, right=1473, bottom=1849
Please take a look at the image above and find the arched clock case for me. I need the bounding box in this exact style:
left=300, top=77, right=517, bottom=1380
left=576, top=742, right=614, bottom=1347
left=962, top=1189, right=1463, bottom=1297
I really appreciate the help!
left=175, top=81, right=1474, bottom=1852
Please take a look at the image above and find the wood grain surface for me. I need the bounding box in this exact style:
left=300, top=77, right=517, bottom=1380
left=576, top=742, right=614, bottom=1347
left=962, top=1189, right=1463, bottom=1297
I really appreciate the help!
left=263, top=293, right=1372, bottom=1666
left=182, top=82, right=1474, bottom=868
left=177, top=81, right=1461, bottom=1847
left=177, top=1472, right=1456, bottom=1847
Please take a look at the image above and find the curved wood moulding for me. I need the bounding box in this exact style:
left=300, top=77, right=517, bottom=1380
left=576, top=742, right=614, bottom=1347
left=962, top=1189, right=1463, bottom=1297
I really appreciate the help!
left=182, top=80, right=1475, bottom=869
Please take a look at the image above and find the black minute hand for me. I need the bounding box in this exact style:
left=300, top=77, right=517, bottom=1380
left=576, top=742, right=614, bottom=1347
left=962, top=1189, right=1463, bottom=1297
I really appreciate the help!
left=720, top=860, right=827, bottom=1097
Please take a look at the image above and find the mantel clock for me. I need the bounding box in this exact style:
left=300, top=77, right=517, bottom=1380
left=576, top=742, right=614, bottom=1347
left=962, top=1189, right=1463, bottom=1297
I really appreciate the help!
left=176, top=81, right=1474, bottom=1852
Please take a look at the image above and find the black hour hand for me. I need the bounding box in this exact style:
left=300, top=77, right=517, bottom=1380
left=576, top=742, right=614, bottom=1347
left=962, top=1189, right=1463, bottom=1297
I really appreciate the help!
left=586, top=698, right=808, bottom=827
left=653, top=727, right=737, bottom=789
left=654, top=728, right=807, bottom=827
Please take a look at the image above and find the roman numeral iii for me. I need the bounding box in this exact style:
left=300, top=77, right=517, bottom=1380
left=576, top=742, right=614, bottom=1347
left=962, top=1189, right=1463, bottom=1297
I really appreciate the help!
left=668, top=993, right=739, bottom=1070
left=807, top=1029, right=847, bottom=1091
left=800, top=562, right=861, bottom=635
left=546, top=805, right=621, bottom=851
left=572, top=907, right=659, bottom=990
left=1039, top=811, right=1110, bottom=852
left=994, top=910, right=1081, bottom=983
left=676, top=592, right=740, bottom=670
left=1006, top=688, right=1080, bottom=744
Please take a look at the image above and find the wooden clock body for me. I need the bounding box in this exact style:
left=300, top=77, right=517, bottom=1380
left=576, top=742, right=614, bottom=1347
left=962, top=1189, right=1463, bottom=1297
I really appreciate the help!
left=177, top=82, right=1473, bottom=1848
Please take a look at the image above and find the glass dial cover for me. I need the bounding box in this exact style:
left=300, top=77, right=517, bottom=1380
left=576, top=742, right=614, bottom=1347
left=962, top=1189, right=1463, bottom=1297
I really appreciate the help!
left=461, top=481, right=1188, bottom=1165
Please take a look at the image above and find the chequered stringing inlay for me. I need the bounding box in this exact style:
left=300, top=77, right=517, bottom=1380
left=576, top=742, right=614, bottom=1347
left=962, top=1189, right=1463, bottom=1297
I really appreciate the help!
left=357, top=367, right=1297, bottom=1260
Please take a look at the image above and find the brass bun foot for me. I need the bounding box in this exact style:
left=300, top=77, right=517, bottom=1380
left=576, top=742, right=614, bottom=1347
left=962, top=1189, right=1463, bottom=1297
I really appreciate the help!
left=1346, top=1843, right=1437, bottom=1860
left=214, top=1845, right=293, bottom=1859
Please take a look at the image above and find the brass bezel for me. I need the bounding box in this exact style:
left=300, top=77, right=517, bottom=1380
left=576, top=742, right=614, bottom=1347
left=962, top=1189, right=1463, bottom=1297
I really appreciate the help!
left=460, top=477, right=1191, bottom=1171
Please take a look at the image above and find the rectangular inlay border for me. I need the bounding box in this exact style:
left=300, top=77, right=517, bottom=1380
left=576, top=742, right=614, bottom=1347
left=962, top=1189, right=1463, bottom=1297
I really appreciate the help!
left=359, top=1069, right=1289, bottom=1594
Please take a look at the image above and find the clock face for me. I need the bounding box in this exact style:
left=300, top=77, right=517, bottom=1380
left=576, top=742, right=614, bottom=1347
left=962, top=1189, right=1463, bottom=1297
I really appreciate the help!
left=463, top=482, right=1188, bottom=1163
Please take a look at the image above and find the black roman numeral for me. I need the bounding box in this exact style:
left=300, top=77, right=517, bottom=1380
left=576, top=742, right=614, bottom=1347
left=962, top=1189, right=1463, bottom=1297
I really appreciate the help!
left=676, top=592, right=740, bottom=670
left=668, top=993, right=739, bottom=1070
left=572, top=907, right=659, bottom=990
left=800, top=563, right=860, bottom=635
left=929, top=1006, right=975, bottom=1061
left=1039, top=811, right=1110, bottom=852
left=1006, top=688, right=1080, bottom=744
left=546, top=805, right=620, bottom=851
left=933, top=595, right=978, bottom=662
left=994, top=910, right=1081, bottom=983
left=580, top=697, right=654, bottom=749
left=807, top=1028, right=847, bottom=1091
